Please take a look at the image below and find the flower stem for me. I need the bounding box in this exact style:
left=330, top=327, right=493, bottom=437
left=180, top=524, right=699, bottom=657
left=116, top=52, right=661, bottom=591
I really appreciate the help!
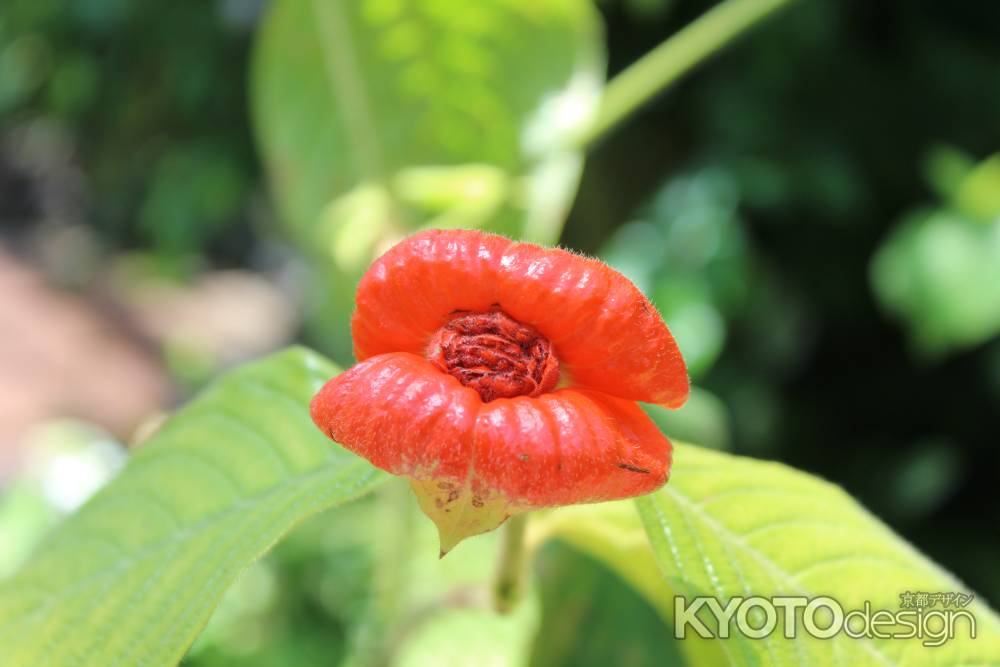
left=493, top=514, right=529, bottom=613
left=579, top=0, right=797, bottom=149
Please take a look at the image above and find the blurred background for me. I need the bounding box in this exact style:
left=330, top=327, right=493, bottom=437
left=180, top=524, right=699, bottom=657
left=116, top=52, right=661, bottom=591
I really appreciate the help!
left=1, top=0, right=999, bottom=665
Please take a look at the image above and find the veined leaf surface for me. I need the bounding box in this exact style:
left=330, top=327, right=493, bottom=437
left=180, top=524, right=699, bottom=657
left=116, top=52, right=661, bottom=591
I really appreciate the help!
left=0, top=347, right=386, bottom=667
left=540, top=442, right=1000, bottom=666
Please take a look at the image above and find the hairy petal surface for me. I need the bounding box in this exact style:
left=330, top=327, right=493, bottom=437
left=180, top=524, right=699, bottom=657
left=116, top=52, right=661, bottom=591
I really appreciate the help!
left=473, top=389, right=672, bottom=507
left=352, top=229, right=689, bottom=407
left=310, top=353, right=673, bottom=552
left=310, top=352, right=480, bottom=479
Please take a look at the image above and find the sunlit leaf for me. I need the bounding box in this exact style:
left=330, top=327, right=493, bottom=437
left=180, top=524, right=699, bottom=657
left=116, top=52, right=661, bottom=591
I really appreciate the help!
left=0, top=347, right=387, bottom=666
left=252, top=0, right=604, bottom=246
left=539, top=442, right=1000, bottom=666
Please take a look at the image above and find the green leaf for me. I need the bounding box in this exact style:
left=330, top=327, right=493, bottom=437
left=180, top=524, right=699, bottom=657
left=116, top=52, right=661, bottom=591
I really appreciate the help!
left=532, top=542, right=686, bottom=667
left=953, top=154, right=1000, bottom=224
left=538, top=442, right=1000, bottom=666
left=870, top=209, right=1000, bottom=357
left=533, top=492, right=728, bottom=667
left=394, top=592, right=540, bottom=667
left=340, top=480, right=538, bottom=667
left=643, top=386, right=732, bottom=451
left=251, top=0, right=604, bottom=245
left=0, top=347, right=387, bottom=666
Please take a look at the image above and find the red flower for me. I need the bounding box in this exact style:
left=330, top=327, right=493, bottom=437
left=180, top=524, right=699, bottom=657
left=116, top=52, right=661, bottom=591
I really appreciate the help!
left=311, top=229, right=688, bottom=552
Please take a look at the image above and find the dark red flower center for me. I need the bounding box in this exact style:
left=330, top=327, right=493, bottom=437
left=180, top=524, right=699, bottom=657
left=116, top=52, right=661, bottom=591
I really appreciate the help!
left=427, top=310, right=560, bottom=402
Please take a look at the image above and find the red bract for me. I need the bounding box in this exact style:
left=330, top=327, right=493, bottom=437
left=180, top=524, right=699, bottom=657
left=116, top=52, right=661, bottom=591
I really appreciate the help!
left=311, top=229, right=689, bottom=552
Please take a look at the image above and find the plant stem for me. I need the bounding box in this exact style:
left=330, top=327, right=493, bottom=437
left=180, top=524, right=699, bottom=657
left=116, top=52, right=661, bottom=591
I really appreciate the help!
left=493, top=514, right=529, bottom=613
left=580, top=0, right=797, bottom=149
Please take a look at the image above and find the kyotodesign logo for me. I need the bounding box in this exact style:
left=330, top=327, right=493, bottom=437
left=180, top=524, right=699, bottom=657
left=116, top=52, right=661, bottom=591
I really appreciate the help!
left=673, top=593, right=977, bottom=647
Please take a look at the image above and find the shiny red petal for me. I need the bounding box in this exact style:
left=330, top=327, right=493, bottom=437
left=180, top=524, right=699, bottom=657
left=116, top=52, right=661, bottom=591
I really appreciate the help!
left=352, top=229, right=689, bottom=407
left=309, top=352, right=480, bottom=479
left=472, top=388, right=672, bottom=507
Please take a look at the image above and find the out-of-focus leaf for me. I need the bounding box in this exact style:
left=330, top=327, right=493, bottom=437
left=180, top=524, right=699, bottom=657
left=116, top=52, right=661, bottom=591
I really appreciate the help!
left=0, top=34, right=52, bottom=112
left=600, top=167, right=754, bottom=379
left=396, top=164, right=508, bottom=231
left=393, top=591, right=540, bottom=667
left=954, top=154, right=1000, bottom=224
left=137, top=145, right=247, bottom=255
left=185, top=500, right=378, bottom=667
left=0, top=347, right=387, bottom=666
left=252, top=0, right=604, bottom=246
left=539, top=442, right=1000, bottom=666
left=926, top=147, right=1000, bottom=224
left=332, top=479, right=541, bottom=667
left=317, top=182, right=395, bottom=275
left=871, top=209, right=1000, bottom=357
left=620, top=0, right=677, bottom=21
left=884, top=439, right=962, bottom=522
left=531, top=491, right=726, bottom=667
left=643, top=386, right=732, bottom=451
left=653, top=280, right=726, bottom=377
left=531, top=542, right=686, bottom=667
left=923, top=145, right=974, bottom=203
left=0, top=421, right=124, bottom=578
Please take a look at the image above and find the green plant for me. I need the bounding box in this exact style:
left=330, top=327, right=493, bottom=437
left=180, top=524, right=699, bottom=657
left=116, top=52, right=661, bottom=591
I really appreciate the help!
left=2, top=1, right=999, bottom=666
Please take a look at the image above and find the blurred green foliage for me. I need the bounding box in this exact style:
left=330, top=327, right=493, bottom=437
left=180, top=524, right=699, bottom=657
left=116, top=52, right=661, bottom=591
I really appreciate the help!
left=871, top=147, right=1000, bottom=357
left=532, top=543, right=685, bottom=667
left=601, top=166, right=753, bottom=378
left=252, top=0, right=604, bottom=245
left=185, top=502, right=375, bottom=667
left=0, top=0, right=256, bottom=260
left=0, top=421, right=123, bottom=579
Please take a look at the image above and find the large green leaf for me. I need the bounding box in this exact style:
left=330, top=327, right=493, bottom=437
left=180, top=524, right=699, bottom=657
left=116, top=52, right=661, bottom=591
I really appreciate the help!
left=538, top=442, right=1000, bottom=666
left=0, top=347, right=387, bottom=667
left=251, top=0, right=604, bottom=246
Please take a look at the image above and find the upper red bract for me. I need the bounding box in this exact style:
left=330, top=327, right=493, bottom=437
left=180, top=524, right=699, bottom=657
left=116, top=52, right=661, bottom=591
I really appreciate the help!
left=311, top=229, right=689, bottom=522
left=350, top=228, right=688, bottom=407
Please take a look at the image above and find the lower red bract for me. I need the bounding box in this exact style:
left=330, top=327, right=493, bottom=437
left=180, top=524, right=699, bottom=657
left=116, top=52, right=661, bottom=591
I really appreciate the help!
left=310, top=350, right=673, bottom=552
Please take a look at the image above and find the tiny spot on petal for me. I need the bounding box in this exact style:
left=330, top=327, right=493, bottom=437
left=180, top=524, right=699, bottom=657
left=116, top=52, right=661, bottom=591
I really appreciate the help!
left=617, top=462, right=651, bottom=474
